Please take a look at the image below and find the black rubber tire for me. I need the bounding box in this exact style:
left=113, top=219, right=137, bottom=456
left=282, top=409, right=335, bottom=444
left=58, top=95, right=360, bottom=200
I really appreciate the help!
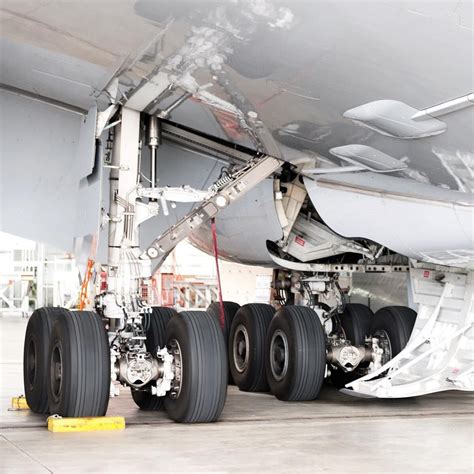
left=339, top=304, right=374, bottom=346
left=331, top=304, right=373, bottom=389
left=207, top=301, right=241, bottom=385
left=371, top=306, right=417, bottom=357
left=165, top=311, right=227, bottom=423
left=228, top=303, right=274, bottom=392
left=23, top=307, right=69, bottom=414
left=266, top=306, right=326, bottom=401
left=207, top=301, right=240, bottom=346
left=131, top=307, right=177, bottom=411
left=47, top=310, right=110, bottom=417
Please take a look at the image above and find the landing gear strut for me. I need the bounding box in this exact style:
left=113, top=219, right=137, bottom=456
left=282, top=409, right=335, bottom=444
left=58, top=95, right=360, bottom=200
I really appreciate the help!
left=23, top=105, right=281, bottom=422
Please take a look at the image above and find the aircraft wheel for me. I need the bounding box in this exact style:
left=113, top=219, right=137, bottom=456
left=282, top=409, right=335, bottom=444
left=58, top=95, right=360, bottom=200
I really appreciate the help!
left=266, top=306, right=326, bottom=401
left=165, top=311, right=227, bottom=423
left=338, top=303, right=373, bottom=345
left=47, top=311, right=110, bottom=417
left=207, top=301, right=240, bottom=384
left=23, top=307, right=69, bottom=414
left=131, top=307, right=177, bottom=410
left=207, top=301, right=240, bottom=345
left=371, top=306, right=417, bottom=364
left=229, top=304, right=274, bottom=392
left=331, top=304, right=373, bottom=389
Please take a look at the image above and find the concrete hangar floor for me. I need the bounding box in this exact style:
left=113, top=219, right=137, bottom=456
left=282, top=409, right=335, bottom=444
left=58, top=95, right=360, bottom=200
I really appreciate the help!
left=1, top=315, right=472, bottom=473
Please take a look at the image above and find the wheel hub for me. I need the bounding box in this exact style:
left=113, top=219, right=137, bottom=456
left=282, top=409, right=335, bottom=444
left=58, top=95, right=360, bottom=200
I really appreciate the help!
left=373, top=329, right=392, bottom=365
left=27, top=339, right=37, bottom=388
left=168, top=339, right=183, bottom=399
left=233, top=324, right=249, bottom=373
left=126, top=354, right=153, bottom=387
left=270, top=329, right=289, bottom=381
left=50, top=343, right=63, bottom=402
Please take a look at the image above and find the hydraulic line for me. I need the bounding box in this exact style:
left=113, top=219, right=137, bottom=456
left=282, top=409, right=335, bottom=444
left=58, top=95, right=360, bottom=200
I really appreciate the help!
left=211, top=218, right=225, bottom=329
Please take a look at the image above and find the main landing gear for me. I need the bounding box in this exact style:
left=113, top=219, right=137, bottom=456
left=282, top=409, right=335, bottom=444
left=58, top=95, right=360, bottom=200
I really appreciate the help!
left=24, top=306, right=227, bottom=423
left=222, top=299, right=417, bottom=402
left=23, top=106, right=282, bottom=424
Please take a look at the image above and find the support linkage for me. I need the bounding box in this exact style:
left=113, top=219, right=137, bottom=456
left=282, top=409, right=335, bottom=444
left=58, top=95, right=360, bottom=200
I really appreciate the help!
left=143, top=155, right=282, bottom=264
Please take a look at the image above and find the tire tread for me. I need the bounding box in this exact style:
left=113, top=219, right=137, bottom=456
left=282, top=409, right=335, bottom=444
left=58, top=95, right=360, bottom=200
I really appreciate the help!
left=23, top=307, right=69, bottom=414
left=371, top=306, right=417, bottom=357
left=266, top=306, right=326, bottom=401
left=47, top=310, right=110, bottom=417
left=165, top=311, right=227, bottom=423
left=229, top=303, right=274, bottom=392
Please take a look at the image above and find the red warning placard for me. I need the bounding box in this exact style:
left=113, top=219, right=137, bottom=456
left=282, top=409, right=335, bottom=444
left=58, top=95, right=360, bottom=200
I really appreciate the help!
left=295, top=236, right=305, bottom=246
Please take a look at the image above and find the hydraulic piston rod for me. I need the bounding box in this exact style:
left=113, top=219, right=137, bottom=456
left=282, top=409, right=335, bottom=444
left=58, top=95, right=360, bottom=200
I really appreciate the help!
left=148, top=115, right=160, bottom=191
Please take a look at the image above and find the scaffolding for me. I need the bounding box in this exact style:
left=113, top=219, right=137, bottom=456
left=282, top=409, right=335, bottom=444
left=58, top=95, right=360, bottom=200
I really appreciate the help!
left=0, top=235, right=79, bottom=316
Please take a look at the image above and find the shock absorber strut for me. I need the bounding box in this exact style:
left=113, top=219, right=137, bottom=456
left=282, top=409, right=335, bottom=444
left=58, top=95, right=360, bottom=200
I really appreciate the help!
left=148, top=115, right=160, bottom=192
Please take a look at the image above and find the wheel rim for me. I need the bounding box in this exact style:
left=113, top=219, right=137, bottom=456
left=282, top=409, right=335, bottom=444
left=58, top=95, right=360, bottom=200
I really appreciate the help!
left=233, top=324, right=249, bottom=373
left=270, top=329, right=289, bottom=382
left=168, top=338, right=183, bottom=399
left=373, top=329, right=392, bottom=364
left=27, top=338, right=37, bottom=389
left=50, top=342, right=63, bottom=402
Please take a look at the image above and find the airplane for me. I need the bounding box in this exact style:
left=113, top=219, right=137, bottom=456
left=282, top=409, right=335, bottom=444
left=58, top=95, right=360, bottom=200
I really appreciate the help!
left=0, top=0, right=472, bottom=423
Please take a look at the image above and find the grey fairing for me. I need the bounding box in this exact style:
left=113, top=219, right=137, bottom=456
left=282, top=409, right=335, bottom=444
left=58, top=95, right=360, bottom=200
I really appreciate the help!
left=189, top=179, right=282, bottom=266
left=304, top=174, right=474, bottom=268
left=0, top=91, right=101, bottom=254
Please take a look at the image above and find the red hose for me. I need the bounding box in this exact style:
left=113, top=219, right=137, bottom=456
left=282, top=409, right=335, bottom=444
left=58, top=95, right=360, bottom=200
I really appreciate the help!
left=211, top=218, right=225, bottom=329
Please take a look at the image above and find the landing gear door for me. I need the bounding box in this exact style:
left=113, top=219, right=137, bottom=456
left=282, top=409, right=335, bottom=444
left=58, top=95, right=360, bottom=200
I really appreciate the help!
left=0, top=93, right=102, bottom=264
